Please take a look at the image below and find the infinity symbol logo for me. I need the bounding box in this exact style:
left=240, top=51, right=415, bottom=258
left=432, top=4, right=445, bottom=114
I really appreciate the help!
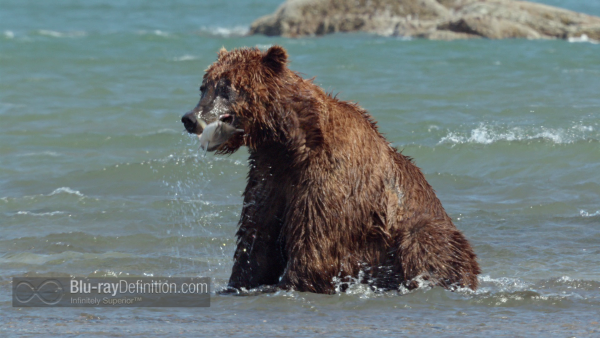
left=14, top=279, right=64, bottom=305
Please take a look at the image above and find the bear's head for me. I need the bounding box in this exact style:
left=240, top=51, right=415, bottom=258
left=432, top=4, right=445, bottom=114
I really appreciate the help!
left=181, top=45, right=297, bottom=154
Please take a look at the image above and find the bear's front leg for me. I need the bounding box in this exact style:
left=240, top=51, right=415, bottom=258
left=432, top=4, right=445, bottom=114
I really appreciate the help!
left=275, top=194, right=343, bottom=294
left=226, top=176, right=287, bottom=291
left=227, top=225, right=286, bottom=291
left=276, top=258, right=338, bottom=294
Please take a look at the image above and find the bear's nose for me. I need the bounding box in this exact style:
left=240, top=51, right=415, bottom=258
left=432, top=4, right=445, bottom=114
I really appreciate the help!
left=182, top=112, right=199, bottom=134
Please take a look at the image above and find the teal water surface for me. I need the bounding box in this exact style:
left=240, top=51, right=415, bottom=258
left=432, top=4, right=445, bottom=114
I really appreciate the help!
left=1, top=0, right=600, bottom=336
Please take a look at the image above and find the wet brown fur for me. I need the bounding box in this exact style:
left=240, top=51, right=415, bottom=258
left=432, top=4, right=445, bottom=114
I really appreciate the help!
left=202, top=46, right=480, bottom=294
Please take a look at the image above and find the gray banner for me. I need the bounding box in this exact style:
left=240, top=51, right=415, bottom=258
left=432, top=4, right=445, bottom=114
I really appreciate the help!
left=12, top=277, right=210, bottom=307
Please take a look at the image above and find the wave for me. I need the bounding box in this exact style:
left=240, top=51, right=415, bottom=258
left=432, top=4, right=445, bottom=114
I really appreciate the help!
left=3, top=30, right=15, bottom=39
left=0, top=251, right=133, bottom=266
left=136, top=29, right=172, bottom=37
left=15, top=211, right=66, bottom=217
left=0, top=102, right=23, bottom=115
left=134, top=128, right=179, bottom=136
left=135, top=27, right=248, bottom=38
left=255, top=44, right=273, bottom=51
left=17, top=151, right=62, bottom=157
left=48, top=187, right=85, bottom=197
left=213, top=275, right=599, bottom=307
left=580, top=209, right=600, bottom=217
left=5, top=27, right=249, bottom=41
left=172, top=43, right=269, bottom=62
left=0, top=187, right=86, bottom=203
left=197, top=26, right=248, bottom=37
left=36, top=29, right=87, bottom=38
left=172, top=44, right=274, bottom=61
left=568, top=34, right=599, bottom=45
left=438, top=122, right=597, bottom=145
left=172, top=54, right=198, bottom=62
left=475, top=275, right=532, bottom=293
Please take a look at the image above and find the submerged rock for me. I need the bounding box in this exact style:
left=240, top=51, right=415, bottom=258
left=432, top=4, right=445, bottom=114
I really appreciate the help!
left=249, top=0, right=600, bottom=40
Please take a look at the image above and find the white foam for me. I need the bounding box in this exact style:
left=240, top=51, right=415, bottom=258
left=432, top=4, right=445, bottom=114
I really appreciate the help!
left=473, top=275, right=534, bottom=296
left=135, top=128, right=179, bottom=136
left=580, top=210, right=600, bottom=217
left=255, top=44, right=273, bottom=51
left=572, top=124, right=594, bottom=132
left=200, top=26, right=249, bottom=37
left=18, top=151, right=61, bottom=157
left=152, top=30, right=170, bottom=37
left=557, top=276, right=572, bottom=282
left=37, top=29, right=86, bottom=38
left=16, top=211, right=66, bottom=216
left=172, top=54, right=197, bottom=62
left=137, top=30, right=172, bottom=37
left=3, top=30, right=15, bottom=39
left=568, top=34, right=599, bottom=45
left=48, top=187, right=84, bottom=197
left=439, top=122, right=597, bottom=145
left=0, top=251, right=132, bottom=265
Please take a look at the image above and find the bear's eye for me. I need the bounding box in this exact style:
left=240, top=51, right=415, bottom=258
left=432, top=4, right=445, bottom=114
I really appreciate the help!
left=216, top=79, right=232, bottom=100
left=199, top=84, right=207, bottom=99
left=220, top=86, right=230, bottom=100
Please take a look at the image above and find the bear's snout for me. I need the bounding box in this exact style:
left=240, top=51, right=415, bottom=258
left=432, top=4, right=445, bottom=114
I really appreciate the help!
left=181, top=111, right=205, bottom=135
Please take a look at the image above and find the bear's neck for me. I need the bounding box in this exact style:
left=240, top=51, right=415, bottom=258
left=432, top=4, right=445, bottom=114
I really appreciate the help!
left=248, top=142, right=301, bottom=178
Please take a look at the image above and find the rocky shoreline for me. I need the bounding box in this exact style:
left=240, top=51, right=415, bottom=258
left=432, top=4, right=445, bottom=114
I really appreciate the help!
left=249, top=0, right=600, bottom=40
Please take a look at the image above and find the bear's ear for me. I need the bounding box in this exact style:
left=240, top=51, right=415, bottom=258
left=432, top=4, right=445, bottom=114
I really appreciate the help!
left=218, top=46, right=228, bottom=60
left=262, top=45, right=288, bottom=73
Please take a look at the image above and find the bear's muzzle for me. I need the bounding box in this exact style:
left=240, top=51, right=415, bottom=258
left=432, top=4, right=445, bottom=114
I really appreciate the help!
left=181, top=111, right=205, bottom=135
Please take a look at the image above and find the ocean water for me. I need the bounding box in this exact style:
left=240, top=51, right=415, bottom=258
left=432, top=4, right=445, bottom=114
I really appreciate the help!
left=1, top=0, right=600, bottom=336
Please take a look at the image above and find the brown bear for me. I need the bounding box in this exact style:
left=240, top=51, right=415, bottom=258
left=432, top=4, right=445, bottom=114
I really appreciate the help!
left=181, top=46, right=480, bottom=294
